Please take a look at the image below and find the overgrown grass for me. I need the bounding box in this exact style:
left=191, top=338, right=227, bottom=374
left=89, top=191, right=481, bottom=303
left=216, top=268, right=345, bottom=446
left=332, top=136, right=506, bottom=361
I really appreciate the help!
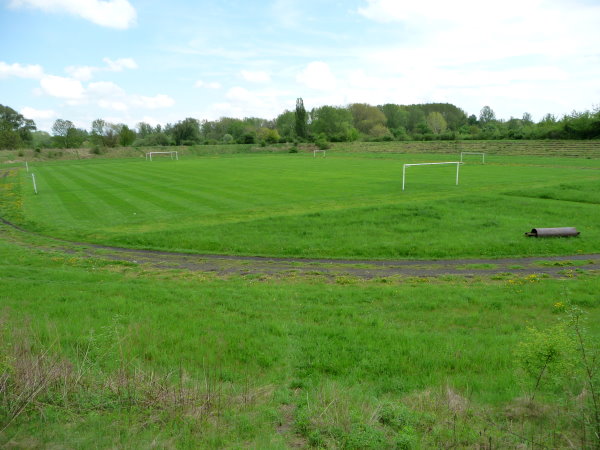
left=5, top=152, right=600, bottom=259
left=1, top=235, right=599, bottom=446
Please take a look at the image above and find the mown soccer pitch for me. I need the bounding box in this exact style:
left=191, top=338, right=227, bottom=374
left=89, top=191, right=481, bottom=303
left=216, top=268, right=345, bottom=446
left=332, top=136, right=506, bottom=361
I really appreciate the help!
left=18, top=152, right=600, bottom=258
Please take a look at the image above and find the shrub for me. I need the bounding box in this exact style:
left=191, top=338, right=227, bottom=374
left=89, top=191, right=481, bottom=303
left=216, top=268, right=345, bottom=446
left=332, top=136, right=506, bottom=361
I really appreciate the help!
left=315, top=134, right=331, bottom=150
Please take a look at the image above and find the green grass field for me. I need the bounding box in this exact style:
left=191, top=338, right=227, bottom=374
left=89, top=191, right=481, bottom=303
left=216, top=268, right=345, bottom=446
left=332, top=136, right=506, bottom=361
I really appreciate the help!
left=8, top=151, right=600, bottom=259
left=1, top=233, right=599, bottom=448
left=1, top=144, right=600, bottom=448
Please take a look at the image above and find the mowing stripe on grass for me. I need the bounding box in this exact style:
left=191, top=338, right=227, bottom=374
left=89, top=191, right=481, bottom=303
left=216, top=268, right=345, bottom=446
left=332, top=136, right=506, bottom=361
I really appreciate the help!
left=31, top=167, right=100, bottom=223
left=51, top=167, right=146, bottom=217
left=85, top=163, right=248, bottom=213
left=68, top=166, right=196, bottom=215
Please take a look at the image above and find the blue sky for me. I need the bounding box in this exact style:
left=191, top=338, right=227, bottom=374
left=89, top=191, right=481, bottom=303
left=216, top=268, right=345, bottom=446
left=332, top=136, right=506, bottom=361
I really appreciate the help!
left=1, top=0, right=599, bottom=131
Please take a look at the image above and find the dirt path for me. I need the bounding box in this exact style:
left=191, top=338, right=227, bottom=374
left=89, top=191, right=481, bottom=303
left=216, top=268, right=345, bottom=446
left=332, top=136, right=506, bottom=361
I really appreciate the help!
left=1, top=216, right=599, bottom=279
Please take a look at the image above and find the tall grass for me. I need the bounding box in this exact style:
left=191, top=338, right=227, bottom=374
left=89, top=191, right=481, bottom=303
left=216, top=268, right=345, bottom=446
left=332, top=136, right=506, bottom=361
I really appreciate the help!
left=1, top=235, right=599, bottom=446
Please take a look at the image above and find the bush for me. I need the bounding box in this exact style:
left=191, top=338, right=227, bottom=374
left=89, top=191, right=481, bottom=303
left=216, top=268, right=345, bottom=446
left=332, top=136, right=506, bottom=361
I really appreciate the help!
left=315, top=134, right=331, bottom=150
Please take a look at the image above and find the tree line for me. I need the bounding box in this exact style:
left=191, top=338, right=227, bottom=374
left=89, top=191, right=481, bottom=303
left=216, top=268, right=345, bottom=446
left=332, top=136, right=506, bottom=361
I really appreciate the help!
left=1, top=100, right=599, bottom=150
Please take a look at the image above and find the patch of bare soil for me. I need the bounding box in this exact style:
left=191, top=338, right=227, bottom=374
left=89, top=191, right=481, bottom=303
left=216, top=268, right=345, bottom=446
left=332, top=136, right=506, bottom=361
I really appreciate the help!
left=1, top=216, right=599, bottom=279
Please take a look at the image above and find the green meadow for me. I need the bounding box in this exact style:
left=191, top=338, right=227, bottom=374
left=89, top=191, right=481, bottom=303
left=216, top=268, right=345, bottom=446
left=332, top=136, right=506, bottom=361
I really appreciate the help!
left=1, top=145, right=600, bottom=448
left=1, top=235, right=599, bottom=448
left=11, top=150, right=600, bottom=258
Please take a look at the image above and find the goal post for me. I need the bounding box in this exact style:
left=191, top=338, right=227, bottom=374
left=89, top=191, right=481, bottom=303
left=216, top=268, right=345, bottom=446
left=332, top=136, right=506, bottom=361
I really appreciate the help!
left=402, top=162, right=462, bottom=191
left=460, top=152, right=485, bottom=163
left=313, top=149, right=326, bottom=158
left=145, top=151, right=179, bottom=161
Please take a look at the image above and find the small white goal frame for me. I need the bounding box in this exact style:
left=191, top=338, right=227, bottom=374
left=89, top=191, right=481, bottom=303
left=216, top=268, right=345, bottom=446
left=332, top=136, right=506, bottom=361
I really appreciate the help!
left=402, top=162, right=462, bottom=191
left=313, top=149, right=326, bottom=158
left=460, top=152, right=485, bottom=164
left=146, top=151, right=179, bottom=161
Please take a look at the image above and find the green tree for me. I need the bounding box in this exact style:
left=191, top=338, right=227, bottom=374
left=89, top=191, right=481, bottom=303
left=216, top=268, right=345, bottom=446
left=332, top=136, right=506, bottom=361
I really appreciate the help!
left=0, top=104, right=36, bottom=149
left=380, top=104, right=409, bottom=130
left=479, top=106, right=496, bottom=124
left=406, top=107, right=426, bottom=132
left=119, top=125, right=136, bottom=146
left=348, top=103, right=388, bottom=136
left=172, top=118, right=200, bottom=145
left=257, top=127, right=281, bottom=144
left=136, top=122, right=155, bottom=138
left=426, top=111, right=447, bottom=134
left=51, top=119, right=75, bottom=148
left=91, top=119, right=107, bottom=146
left=310, top=106, right=357, bottom=142
left=90, top=119, right=119, bottom=147
left=295, top=98, right=308, bottom=139
left=522, top=112, right=533, bottom=125
left=31, top=131, right=53, bottom=149
left=275, top=110, right=296, bottom=141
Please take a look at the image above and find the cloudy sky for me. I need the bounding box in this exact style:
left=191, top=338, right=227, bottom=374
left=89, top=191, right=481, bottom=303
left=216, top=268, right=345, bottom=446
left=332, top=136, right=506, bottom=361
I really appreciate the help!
left=1, top=0, right=599, bottom=131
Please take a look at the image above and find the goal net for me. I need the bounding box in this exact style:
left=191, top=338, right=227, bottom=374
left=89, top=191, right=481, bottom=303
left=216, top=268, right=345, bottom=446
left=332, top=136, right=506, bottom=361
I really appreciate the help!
left=146, top=151, right=179, bottom=161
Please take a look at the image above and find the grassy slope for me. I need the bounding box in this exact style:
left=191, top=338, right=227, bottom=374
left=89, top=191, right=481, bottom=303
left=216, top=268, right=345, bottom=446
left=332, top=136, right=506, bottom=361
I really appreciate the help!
left=13, top=152, right=600, bottom=258
left=1, top=234, right=600, bottom=447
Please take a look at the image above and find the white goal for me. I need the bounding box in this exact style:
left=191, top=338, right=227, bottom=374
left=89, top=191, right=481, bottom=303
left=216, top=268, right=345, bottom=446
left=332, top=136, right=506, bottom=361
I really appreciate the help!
left=402, top=162, right=462, bottom=191
left=460, top=152, right=485, bottom=164
left=313, top=149, right=326, bottom=158
left=146, top=151, right=179, bottom=161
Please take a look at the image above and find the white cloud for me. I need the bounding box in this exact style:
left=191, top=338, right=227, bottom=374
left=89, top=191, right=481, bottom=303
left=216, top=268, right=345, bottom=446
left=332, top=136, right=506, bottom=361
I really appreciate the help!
left=87, top=81, right=126, bottom=97
left=357, top=0, right=600, bottom=64
left=215, top=86, right=293, bottom=119
left=0, top=61, right=44, bottom=79
left=20, top=106, right=57, bottom=120
left=358, top=0, right=543, bottom=24
left=9, top=0, right=137, bottom=29
left=66, top=57, right=137, bottom=81
left=241, top=70, right=271, bottom=83
left=98, top=100, right=128, bottom=111
left=194, top=80, right=222, bottom=89
left=133, top=94, right=175, bottom=109
left=296, top=61, right=336, bottom=90
left=139, top=116, right=162, bottom=127
left=350, top=0, right=600, bottom=118
left=65, top=65, right=96, bottom=81
left=225, top=86, right=254, bottom=102
left=40, top=75, right=85, bottom=99
left=102, top=57, right=137, bottom=71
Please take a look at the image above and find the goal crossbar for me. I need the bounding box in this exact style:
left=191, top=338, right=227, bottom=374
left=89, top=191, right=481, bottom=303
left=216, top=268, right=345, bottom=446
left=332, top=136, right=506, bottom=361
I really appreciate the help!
left=146, top=151, right=179, bottom=161
left=460, top=152, right=485, bottom=163
left=402, top=162, right=462, bottom=191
